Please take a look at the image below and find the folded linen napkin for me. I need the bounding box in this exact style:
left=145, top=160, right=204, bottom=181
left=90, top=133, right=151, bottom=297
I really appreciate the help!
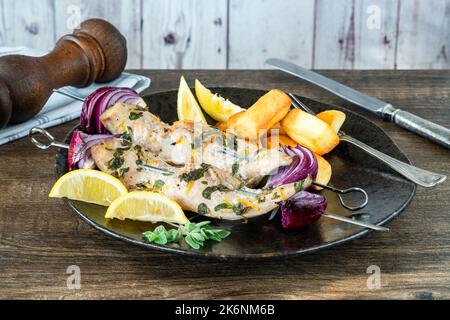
left=0, top=46, right=151, bottom=145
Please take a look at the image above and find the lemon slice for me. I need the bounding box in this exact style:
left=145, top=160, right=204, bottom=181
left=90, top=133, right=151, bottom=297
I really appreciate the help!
left=49, top=169, right=128, bottom=206
left=105, top=191, right=189, bottom=224
left=177, top=76, right=207, bottom=123
left=195, top=79, right=243, bottom=122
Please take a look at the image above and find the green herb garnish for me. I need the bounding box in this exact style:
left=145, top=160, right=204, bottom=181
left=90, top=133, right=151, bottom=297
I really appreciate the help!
left=197, top=203, right=210, bottom=215
left=106, top=150, right=125, bottom=171
left=271, top=192, right=280, bottom=200
left=256, top=195, right=266, bottom=203
left=118, top=131, right=133, bottom=150
left=129, top=112, right=143, bottom=120
left=179, top=163, right=211, bottom=182
left=142, top=222, right=230, bottom=250
left=154, top=179, right=165, bottom=189
left=294, top=181, right=305, bottom=193
left=214, top=202, right=232, bottom=211
left=116, top=167, right=129, bottom=178
left=202, top=184, right=229, bottom=200
left=214, top=202, right=249, bottom=215
left=231, top=202, right=250, bottom=215
left=232, top=162, right=240, bottom=176
left=132, top=106, right=148, bottom=112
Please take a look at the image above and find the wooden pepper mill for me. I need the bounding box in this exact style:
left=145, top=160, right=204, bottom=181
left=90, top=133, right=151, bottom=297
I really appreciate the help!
left=0, top=18, right=128, bottom=128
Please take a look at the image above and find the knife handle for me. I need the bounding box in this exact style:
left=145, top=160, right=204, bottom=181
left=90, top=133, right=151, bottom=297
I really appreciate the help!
left=340, top=134, right=447, bottom=188
left=382, top=105, right=450, bottom=149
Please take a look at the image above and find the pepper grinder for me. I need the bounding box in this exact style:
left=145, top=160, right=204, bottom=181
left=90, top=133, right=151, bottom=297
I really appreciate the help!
left=0, top=18, right=128, bottom=128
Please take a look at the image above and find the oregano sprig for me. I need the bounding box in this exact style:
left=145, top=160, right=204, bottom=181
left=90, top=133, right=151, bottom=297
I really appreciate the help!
left=142, top=221, right=230, bottom=249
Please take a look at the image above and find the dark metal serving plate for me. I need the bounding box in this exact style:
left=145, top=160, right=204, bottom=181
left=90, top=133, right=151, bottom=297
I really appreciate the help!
left=55, top=88, right=416, bottom=259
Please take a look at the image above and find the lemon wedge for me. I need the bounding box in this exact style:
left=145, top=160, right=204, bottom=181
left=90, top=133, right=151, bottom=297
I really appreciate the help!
left=177, top=76, right=207, bottom=123
left=105, top=191, right=189, bottom=224
left=195, top=79, right=243, bottom=122
left=49, top=169, right=128, bottom=206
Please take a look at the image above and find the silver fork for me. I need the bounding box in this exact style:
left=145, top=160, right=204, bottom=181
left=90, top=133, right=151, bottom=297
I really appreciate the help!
left=288, top=93, right=447, bottom=188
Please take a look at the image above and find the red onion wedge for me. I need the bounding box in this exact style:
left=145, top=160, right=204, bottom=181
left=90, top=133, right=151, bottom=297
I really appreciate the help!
left=267, top=145, right=325, bottom=229
left=67, top=130, right=119, bottom=171
left=267, top=145, right=318, bottom=188
left=80, top=87, right=146, bottom=134
left=280, top=191, right=327, bottom=229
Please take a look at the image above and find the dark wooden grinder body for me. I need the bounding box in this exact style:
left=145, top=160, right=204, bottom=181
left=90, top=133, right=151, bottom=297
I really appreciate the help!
left=0, top=19, right=128, bottom=128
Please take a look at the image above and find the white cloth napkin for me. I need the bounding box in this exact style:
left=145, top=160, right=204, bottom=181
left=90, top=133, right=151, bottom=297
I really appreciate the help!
left=0, top=46, right=151, bottom=145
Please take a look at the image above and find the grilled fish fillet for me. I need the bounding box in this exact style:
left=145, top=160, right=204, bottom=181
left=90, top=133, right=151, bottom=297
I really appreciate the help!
left=91, top=138, right=310, bottom=220
left=100, top=103, right=292, bottom=187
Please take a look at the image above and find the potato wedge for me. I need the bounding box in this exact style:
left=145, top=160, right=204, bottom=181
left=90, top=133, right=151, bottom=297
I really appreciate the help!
left=216, top=111, right=245, bottom=132
left=271, top=122, right=287, bottom=135
left=264, top=134, right=297, bottom=149
left=316, top=110, right=346, bottom=134
left=219, top=89, right=291, bottom=141
left=313, top=154, right=332, bottom=190
left=278, top=134, right=298, bottom=147
left=281, top=109, right=340, bottom=155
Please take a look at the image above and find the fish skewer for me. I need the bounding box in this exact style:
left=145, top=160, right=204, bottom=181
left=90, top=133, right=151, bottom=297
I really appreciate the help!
left=99, top=102, right=292, bottom=187
left=30, top=126, right=384, bottom=231
left=99, top=103, right=367, bottom=210
left=91, top=137, right=306, bottom=220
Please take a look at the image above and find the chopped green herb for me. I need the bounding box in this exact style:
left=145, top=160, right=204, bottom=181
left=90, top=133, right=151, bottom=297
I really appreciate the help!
left=106, top=150, right=125, bottom=171
left=132, top=106, right=148, bottom=112
left=214, top=202, right=232, bottom=211
left=232, top=162, right=240, bottom=176
left=179, top=163, right=211, bottom=182
left=120, top=132, right=132, bottom=149
left=232, top=202, right=250, bottom=215
left=214, top=202, right=250, bottom=215
left=197, top=203, right=210, bottom=215
left=133, top=144, right=142, bottom=153
left=111, top=167, right=129, bottom=178
left=256, top=195, right=266, bottom=203
left=202, top=184, right=229, bottom=200
left=154, top=179, right=165, bottom=189
left=294, top=181, right=305, bottom=193
left=129, top=112, right=143, bottom=120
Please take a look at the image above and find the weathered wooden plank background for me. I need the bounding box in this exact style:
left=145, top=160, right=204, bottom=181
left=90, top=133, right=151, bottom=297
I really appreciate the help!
left=0, top=0, right=448, bottom=69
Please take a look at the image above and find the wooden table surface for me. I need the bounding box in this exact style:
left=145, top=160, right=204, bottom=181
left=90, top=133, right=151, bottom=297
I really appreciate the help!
left=1, top=70, right=449, bottom=299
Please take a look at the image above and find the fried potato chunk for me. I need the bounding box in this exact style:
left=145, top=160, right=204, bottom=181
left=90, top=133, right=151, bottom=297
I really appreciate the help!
left=263, top=134, right=298, bottom=149
left=271, top=122, right=287, bottom=135
left=316, top=110, right=346, bottom=134
left=312, top=154, right=332, bottom=190
left=219, top=89, right=291, bottom=141
left=281, top=109, right=340, bottom=155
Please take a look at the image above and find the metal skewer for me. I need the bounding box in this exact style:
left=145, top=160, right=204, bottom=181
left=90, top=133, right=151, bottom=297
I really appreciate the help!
left=50, top=90, right=366, bottom=207
left=29, top=123, right=381, bottom=231
left=29, top=127, right=69, bottom=150
left=53, top=88, right=85, bottom=102
left=322, top=212, right=389, bottom=231
left=138, top=162, right=381, bottom=230
left=313, top=182, right=368, bottom=211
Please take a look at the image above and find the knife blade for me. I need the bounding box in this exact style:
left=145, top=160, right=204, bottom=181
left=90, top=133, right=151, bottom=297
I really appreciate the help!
left=266, top=58, right=450, bottom=149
